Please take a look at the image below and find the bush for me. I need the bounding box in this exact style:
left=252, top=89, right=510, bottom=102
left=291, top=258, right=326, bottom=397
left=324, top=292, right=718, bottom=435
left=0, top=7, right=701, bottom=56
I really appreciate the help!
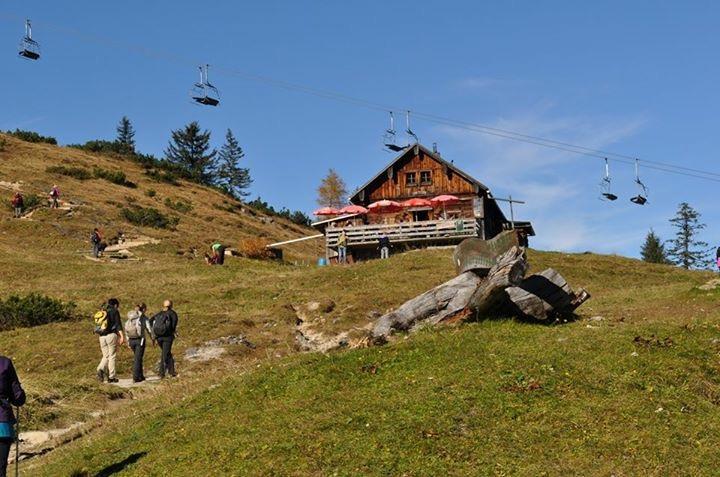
left=164, top=197, right=193, bottom=213
left=7, top=193, right=43, bottom=212
left=93, top=167, right=136, bottom=188
left=0, top=138, right=6, bottom=152
left=46, top=165, right=92, bottom=180
left=145, top=189, right=157, bottom=198
left=0, top=293, right=77, bottom=332
left=145, top=169, right=179, bottom=185
left=246, top=197, right=312, bottom=227
left=68, top=139, right=131, bottom=155
left=238, top=237, right=272, bottom=260
left=6, top=129, right=57, bottom=145
left=122, top=206, right=179, bottom=229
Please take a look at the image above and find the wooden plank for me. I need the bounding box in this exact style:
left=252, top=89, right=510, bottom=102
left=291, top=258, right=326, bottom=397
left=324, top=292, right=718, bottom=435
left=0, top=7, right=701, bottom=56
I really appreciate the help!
left=267, top=234, right=324, bottom=248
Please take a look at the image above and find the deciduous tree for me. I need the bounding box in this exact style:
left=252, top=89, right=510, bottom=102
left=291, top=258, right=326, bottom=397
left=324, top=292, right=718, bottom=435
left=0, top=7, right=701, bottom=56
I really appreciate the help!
left=316, top=169, right=347, bottom=208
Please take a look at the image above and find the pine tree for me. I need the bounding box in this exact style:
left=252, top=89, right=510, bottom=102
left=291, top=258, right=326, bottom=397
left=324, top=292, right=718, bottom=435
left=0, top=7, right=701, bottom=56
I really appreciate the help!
left=316, top=169, right=348, bottom=208
left=115, top=116, right=136, bottom=154
left=217, top=129, right=252, bottom=198
left=640, top=229, right=668, bottom=264
left=666, top=202, right=710, bottom=269
left=164, top=121, right=217, bottom=184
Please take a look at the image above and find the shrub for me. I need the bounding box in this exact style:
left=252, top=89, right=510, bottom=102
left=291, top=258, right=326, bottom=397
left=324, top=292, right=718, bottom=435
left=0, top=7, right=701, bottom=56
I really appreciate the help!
left=164, top=197, right=193, bottom=213
left=246, top=197, right=312, bottom=226
left=145, top=169, right=179, bottom=185
left=145, top=189, right=157, bottom=198
left=46, top=165, right=93, bottom=180
left=68, top=139, right=131, bottom=155
left=0, top=293, right=77, bottom=332
left=238, top=237, right=272, bottom=260
left=6, top=129, right=57, bottom=145
left=0, top=138, right=6, bottom=152
left=122, top=206, right=179, bottom=229
left=93, top=167, right=136, bottom=188
left=7, top=193, right=43, bottom=212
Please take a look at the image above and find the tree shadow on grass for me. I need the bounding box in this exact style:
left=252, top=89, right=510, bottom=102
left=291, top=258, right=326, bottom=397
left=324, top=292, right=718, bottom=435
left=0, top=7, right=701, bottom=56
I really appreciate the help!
left=95, top=451, right=147, bottom=477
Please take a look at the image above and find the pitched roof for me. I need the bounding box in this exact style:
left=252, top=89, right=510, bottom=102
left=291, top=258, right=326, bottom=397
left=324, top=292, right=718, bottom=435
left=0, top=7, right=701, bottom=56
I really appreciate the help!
left=349, top=143, right=490, bottom=204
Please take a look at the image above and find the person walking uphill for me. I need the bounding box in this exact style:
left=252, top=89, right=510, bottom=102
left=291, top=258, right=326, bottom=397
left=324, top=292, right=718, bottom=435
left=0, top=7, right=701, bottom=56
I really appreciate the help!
left=152, top=300, right=178, bottom=379
left=125, top=303, right=154, bottom=383
left=49, top=185, right=60, bottom=209
left=94, top=298, right=125, bottom=383
left=0, top=356, right=26, bottom=477
left=10, top=193, right=23, bottom=219
left=91, top=228, right=103, bottom=258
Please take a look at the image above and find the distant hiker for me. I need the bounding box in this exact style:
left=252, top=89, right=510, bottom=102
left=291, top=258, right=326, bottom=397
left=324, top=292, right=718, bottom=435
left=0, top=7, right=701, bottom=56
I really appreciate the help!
left=125, top=303, right=155, bottom=383
left=337, top=230, right=348, bottom=264
left=49, top=185, right=60, bottom=209
left=152, top=300, right=179, bottom=379
left=205, top=241, right=226, bottom=265
left=10, top=193, right=23, bottom=218
left=378, top=234, right=391, bottom=260
left=91, top=228, right=103, bottom=258
left=94, top=298, right=125, bottom=383
left=0, top=355, right=26, bottom=477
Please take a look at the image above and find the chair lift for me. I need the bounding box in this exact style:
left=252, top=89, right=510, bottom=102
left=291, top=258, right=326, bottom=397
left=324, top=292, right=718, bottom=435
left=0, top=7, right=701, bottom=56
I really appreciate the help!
left=600, top=158, right=618, bottom=201
left=18, top=20, right=40, bottom=60
left=630, top=159, right=648, bottom=205
left=405, top=110, right=419, bottom=144
left=190, top=65, right=220, bottom=106
left=383, top=112, right=405, bottom=152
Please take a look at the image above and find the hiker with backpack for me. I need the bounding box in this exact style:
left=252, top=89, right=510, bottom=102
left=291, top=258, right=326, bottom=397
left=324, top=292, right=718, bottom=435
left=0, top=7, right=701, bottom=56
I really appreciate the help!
left=125, top=303, right=155, bottom=383
left=94, top=298, right=125, bottom=383
left=91, top=228, right=103, bottom=258
left=0, top=355, right=26, bottom=477
left=10, top=193, right=23, bottom=219
left=152, top=300, right=179, bottom=379
left=49, top=185, right=60, bottom=209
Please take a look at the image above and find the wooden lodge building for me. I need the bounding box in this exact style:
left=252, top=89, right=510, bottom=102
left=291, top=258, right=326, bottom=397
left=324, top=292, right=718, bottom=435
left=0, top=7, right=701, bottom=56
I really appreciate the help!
left=314, top=143, right=534, bottom=260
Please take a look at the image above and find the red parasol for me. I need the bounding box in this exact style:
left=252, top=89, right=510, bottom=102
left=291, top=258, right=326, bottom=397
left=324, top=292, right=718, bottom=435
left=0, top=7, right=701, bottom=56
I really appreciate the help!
left=339, top=204, right=369, bottom=215
left=401, top=198, right=433, bottom=208
left=313, top=206, right=340, bottom=216
left=430, top=194, right=460, bottom=218
left=367, top=199, right=403, bottom=214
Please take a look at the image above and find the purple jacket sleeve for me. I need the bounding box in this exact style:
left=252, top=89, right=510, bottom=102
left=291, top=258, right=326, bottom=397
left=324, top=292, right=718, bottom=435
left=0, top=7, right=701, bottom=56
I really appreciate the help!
left=7, top=360, right=26, bottom=407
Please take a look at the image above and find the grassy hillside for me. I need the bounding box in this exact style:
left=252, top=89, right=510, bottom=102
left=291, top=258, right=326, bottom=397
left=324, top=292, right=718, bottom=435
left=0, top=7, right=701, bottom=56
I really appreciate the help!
left=15, top=248, right=720, bottom=476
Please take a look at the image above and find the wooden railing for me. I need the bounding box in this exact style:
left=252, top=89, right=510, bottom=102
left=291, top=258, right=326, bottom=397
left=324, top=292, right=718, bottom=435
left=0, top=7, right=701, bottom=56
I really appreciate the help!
left=325, top=218, right=478, bottom=247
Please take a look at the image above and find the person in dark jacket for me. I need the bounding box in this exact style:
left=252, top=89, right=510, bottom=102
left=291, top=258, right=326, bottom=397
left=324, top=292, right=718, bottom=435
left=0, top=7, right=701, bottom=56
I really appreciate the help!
left=0, top=356, right=26, bottom=477
left=126, top=303, right=154, bottom=383
left=152, top=300, right=178, bottom=379
left=378, top=234, right=391, bottom=260
left=91, top=228, right=102, bottom=258
left=97, top=298, right=125, bottom=383
left=10, top=193, right=23, bottom=219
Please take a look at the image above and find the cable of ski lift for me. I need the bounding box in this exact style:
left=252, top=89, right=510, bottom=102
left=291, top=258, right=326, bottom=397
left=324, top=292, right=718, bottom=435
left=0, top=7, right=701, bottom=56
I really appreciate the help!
left=18, top=19, right=40, bottom=60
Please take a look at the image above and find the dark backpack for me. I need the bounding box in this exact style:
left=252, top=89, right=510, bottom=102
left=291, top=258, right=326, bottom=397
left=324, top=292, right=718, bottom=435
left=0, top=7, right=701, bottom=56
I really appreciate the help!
left=91, top=232, right=100, bottom=244
left=152, top=311, right=173, bottom=337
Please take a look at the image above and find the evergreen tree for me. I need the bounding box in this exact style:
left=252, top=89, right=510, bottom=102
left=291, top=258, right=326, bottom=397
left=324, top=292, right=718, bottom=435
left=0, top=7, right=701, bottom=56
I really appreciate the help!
left=115, top=116, right=136, bottom=153
left=640, top=229, right=668, bottom=264
left=164, top=121, right=217, bottom=184
left=666, top=202, right=710, bottom=269
left=217, top=129, right=252, bottom=198
left=316, top=169, right=348, bottom=208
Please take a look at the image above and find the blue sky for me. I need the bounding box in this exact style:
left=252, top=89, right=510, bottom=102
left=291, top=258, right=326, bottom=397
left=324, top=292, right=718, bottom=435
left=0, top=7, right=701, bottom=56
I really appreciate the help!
left=2, top=1, right=719, bottom=258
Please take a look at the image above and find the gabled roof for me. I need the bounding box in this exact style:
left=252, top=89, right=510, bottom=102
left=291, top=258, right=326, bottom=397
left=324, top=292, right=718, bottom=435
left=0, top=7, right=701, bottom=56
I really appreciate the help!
left=349, top=143, right=490, bottom=204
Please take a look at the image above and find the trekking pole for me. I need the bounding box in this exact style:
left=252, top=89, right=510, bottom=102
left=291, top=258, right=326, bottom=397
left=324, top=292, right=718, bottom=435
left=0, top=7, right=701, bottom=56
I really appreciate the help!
left=15, top=406, right=19, bottom=477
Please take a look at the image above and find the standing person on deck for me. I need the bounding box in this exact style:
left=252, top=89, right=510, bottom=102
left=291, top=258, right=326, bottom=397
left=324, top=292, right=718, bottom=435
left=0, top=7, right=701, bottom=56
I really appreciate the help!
left=49, top=185, right=60, bottom=209
left=152, top=300, right=179, bottom=379
left=0, top=355, right=26, bottom=477
left=96, top=298, right=125, bottom=383
left=125, top=303, right=155, bottom=383
left=337, top=230, right=348, bottom=264
left=10, top=192, right=23, bottom=219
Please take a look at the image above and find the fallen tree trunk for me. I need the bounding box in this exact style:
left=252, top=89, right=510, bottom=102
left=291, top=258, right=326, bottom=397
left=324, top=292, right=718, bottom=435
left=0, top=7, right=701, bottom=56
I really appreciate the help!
left=504, top=268, right=591, bottom=321
left=372, top=246, right=527, bottom=343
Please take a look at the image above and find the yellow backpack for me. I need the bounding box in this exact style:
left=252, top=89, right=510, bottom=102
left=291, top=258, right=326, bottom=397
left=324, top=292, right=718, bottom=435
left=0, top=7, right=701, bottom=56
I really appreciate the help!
left=93, top=309, right=108, bottom=334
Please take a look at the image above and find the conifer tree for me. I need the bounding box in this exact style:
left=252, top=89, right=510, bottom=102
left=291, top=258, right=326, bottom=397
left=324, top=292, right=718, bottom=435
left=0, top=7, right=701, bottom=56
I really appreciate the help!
left=217, top=129, right=252, bottom=198
left=164, top=121, right=217, bottom=184
left=115, top=116, right=136, bottom=153
left=640, top=229, right=668, bottom=264
left=316, top=169, right=348, bottom=208
left=666, top=202, right=710, bottom=269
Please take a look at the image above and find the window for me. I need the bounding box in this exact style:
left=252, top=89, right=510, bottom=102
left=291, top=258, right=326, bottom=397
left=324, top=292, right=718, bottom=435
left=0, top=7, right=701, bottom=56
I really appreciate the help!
left=405, top=172, right=417, bottom=186
left=420, top=170, right=432, bottom=185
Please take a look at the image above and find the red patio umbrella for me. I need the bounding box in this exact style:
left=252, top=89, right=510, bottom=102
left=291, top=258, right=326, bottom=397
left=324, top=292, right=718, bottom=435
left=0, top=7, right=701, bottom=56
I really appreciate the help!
left=338, top=204, right=369, bottom=215
left=430, top=194, right=460, bottom=218
left=313, top=206, right=340, bottom=216
left=367, top=199, right=403, bottom=214
left=401, top=198, right=433, bottom=208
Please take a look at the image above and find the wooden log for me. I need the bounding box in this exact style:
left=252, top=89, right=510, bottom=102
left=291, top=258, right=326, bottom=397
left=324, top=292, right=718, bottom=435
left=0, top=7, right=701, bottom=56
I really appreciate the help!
left=372, top=246, right=527, bottom=343
left=504, top=268, right=591, bottom=321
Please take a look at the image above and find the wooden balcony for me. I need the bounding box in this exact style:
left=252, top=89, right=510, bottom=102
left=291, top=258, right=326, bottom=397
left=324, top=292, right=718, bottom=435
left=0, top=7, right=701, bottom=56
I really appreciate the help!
left=325, top=218, right=479, bottom=248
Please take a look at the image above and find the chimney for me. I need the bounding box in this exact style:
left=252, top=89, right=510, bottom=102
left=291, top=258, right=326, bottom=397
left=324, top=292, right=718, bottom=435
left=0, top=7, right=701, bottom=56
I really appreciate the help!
left=432, top=142, right=439, bottom=155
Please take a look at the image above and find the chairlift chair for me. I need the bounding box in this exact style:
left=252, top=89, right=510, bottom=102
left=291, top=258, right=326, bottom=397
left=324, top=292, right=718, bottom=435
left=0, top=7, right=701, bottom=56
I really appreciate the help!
left=599, top=158, right=618, bottom=201
left=630, top=159, right=648, bottom=205
left=383, top=112, right=405, bottom=152
left=190, top=65, right=220, bottom=107
left=18, top=20, right=40, bottom=60
left=405, top=110, right=419, bottom=143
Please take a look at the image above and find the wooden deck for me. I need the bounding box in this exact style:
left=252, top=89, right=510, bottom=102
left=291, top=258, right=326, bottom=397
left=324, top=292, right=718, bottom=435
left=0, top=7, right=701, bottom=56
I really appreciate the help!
left=325, top=218, right=478, bottom=248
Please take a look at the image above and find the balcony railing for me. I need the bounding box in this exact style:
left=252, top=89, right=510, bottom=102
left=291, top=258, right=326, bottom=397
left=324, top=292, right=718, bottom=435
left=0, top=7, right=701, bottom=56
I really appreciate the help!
left=325, top=218, right=478, bottom=247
